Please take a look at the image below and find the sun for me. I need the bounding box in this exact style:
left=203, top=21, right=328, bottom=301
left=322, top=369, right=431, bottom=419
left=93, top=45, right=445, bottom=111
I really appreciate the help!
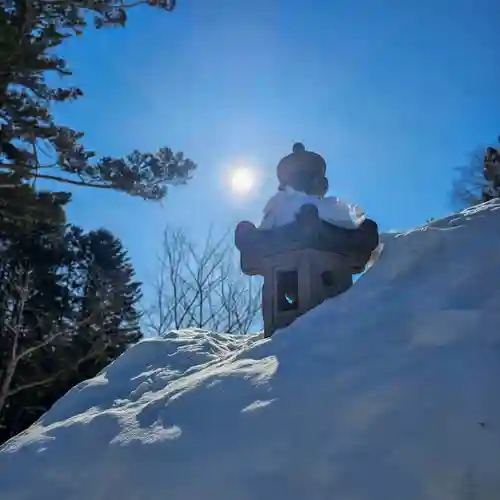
left=230, top=167, right=255, bottom=195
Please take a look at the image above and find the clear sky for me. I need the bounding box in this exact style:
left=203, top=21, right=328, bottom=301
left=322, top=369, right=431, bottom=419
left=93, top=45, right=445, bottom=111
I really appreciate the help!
left=49, top=0, right=500, bottom=286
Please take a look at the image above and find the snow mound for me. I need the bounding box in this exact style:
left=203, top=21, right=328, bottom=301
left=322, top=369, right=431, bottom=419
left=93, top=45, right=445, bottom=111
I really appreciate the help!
left=2, top=201, right=500, bottom=500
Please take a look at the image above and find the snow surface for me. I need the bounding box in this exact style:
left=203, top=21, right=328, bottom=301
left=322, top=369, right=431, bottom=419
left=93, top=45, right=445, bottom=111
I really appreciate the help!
left=259, top=186, right=364, bottom=229
left=2, top=200, right=500, bottom=500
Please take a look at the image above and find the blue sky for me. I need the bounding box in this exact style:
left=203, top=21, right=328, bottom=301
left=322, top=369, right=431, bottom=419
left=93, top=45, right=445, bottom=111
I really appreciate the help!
left=49, top=0, right=500, bottom=286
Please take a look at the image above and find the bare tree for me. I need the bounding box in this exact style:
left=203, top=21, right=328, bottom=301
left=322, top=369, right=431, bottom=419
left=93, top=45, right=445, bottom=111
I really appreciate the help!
left=451, top=141, right=500, bottom=209
left=145, top=227, right=261, bottom=336
left=0, top=265, right=113, bottom=418
left=450, top=149, right=489, bottom=209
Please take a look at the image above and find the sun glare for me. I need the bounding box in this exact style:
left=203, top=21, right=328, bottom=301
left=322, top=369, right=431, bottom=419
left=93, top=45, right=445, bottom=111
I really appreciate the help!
left=230, top=167, right=255, bottom=195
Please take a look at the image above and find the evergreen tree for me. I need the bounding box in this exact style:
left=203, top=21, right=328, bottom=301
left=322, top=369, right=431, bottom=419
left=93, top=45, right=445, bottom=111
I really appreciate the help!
left=0, top=187, right=70, bottom=440
left=0, top=209, right=144, bottom=444
left=0, top=0, right=193, bottom=222
left=62, top=227, right=142, bottom=381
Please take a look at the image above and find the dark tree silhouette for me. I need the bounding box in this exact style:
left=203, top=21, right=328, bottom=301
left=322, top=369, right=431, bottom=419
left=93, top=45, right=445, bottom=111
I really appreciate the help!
left=0, top=0, right=193, bottom=223
left=0, top=202, right=142, bottom=443
left=146, top=227, right=261, bottom=336
left=450, top=139, right=500, bottom=208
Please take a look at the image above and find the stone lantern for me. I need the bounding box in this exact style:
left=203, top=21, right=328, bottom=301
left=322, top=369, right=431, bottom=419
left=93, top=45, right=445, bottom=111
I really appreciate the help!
left=234, top=144, right=379, bottom=337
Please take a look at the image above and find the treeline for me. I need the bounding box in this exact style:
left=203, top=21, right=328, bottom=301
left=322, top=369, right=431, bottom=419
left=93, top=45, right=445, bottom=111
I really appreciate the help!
left=0, top=187, right=142, bottom=442
left=0, top=0, right=191, bottom=444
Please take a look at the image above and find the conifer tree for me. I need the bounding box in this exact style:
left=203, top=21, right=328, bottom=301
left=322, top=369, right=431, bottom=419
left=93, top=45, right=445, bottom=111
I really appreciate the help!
left=0, top=210, right=144, bottom=443
left=0, top=0, right=192, bottom=218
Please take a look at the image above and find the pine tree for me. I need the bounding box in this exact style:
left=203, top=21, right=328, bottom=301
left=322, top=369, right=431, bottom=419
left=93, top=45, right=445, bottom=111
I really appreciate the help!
left=64, top=228, right=142, bottom=380
left=0, top=214, right=144, bottom=443
left=0, top=0, right=193, bottom=221
left=0, top=187, right=71, bottom=440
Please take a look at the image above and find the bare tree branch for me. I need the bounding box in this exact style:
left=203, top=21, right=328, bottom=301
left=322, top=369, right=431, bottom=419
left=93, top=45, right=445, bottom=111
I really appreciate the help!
left=0, top=263, right=120, bottom=416
left=15, top=307, right=100, bottom=363
left=145, top=226, right=261, bottom=336
left=450, top=146, right=499, bottom=209
left=0, top=267, right=33, bottom=414
left=7, top=336, right=111, bottom=398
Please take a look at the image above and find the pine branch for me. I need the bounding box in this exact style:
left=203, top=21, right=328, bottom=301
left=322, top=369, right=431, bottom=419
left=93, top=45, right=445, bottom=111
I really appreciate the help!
left=25, top=173, right=116, bottom=189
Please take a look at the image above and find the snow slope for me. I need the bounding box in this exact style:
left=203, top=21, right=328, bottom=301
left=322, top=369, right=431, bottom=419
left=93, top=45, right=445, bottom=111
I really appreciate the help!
left=1, top=200, right=500, bottom=500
